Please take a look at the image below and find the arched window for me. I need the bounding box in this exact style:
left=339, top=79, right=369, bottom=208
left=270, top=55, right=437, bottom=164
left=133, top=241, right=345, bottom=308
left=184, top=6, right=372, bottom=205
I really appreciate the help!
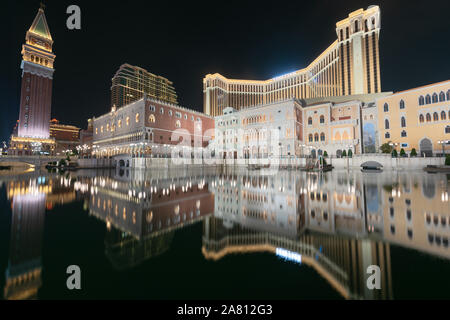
left=383, top=103, right=389, bottom=112
left=426, top=113, right=431, bottom=122
left=320, top=115, right=325, bottom=124
left=419, top=114, right=424, bottom=123
left=433, top=112, right=439, bottom=121
left=439, top=91, right=445, bottom=102
left=136, top=113, right=140, bottom=123
left=320, top=132, right=325, bottom=141
left=419, top=96, right=424, bottom=105
left=385, top=119, right=390, bottom=129
left=118, top=119, right=122, bottom=128
left=308, top=117, right=312, bottom=125
left=441, top=111, right=446, bottom=120
left=354, top=20, right=359, bottom=32
left=447, top=90, right=450, bottom=101
left=432, top=93, right=438, bottom=103
left=175, top=120, right=181, bottom=128
left=314, top=133, right=319, bottom=142
left=126, top=116, right=130, bottom=126
left=385, top=132, right=390, bottom=139
left=160, top=108, right=164, bottom=114
left=401, top=130, right=407, bottom=137
left=149, top=114, right=155, bottom=123
left=308, top=134, right=313, bottom=142
left=399, top=100, right=405, bottom=109
left=401, top=116, right=406, bottom=127
left=425, top=94, right=431, bottom=104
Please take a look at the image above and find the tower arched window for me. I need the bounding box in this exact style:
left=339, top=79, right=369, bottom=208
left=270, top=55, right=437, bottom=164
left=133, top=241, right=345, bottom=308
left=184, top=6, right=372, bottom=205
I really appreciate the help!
left=149, top=114, right=155, bottom=123
left=426, top=113, right=431, bottom=122
left=432, top=93, right=438, bottom=103
left=135, top=113, right=140, bottom=123
left=447, top=90, right=450, bottom=101
left=401, top=130, right=407, bottom=137
left=419, top=96, right=424, bottom=105
left=419, top=114, right=424, bottom=123
left=441, top=111, right=446, bottom=121
left=433, top=112, right=439, bottom=121
left=385, top=119, right=390, bottom=129
left=354, top=20, right=359, bottom=32
left=320, top=132, right=325, bottom=141
left=401, top=116, right=406, bottom=127
left=425, top=94, right=431, bottom=104
left=385, top=132, right=390, bottom=139
left=399, top=100, right=405, bottom=109
left=439, top=91, right=445, bottom=102
left=383, top=103, right=389, bottom=112
left=175, top=120, right=181, bottom=128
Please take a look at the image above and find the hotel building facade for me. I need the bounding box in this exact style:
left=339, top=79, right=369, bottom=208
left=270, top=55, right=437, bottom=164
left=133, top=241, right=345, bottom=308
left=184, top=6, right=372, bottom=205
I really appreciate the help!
left=213, top=95, right=391, bottom=159
left=204, top=6, right=381, bottom=116
left=92, top=95, right=214, bottom=159
left=111, top=63, right=178, bottom=109
left=376, top=80, right=450, bottom=156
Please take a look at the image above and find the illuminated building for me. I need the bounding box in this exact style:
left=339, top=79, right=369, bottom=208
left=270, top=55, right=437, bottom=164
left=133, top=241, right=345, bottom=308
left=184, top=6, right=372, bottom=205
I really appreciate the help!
left=204, top=6, right=381, bottom=116
left=214, top=100, right=304, bottom=159
left=9, top=5, right=56, bottom=155
left=79, top=119, right=94, bottom=157
left=111, top=63, right=178, bottom=109
left=376, top=80, right=450, bottom=156
left=92, top=95, right=214, bottom=162
left=49, top=119, right=81, bottom=154
left=214, top=95, right=388, bottom=159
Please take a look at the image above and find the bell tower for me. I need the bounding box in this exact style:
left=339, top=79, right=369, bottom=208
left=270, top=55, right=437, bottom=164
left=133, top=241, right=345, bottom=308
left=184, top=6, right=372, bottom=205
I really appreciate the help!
left=10, top=5, right=56, bottom=155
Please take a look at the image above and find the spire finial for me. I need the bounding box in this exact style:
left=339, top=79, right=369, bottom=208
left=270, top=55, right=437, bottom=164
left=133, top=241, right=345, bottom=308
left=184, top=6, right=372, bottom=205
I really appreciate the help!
left=40, top=2, right=46, bottom=10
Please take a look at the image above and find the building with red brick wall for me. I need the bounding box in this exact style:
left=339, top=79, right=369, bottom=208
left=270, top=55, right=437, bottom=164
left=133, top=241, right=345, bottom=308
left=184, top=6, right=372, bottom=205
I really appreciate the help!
left=49, top=119, right=81, bottom=155
left=92, top=95, right=214, bottom=158
left=9, top=6, right=56, bottom=156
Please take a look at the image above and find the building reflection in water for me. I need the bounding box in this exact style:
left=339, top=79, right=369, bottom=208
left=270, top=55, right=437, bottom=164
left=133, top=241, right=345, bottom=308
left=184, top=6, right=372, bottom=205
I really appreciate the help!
left=0, top=168, right=448, bottom=299
left=85, top=168, right=215, bottom=270
left=203, top=169, right=449, bottom=299
left=1, top=173, right=77, bottom=300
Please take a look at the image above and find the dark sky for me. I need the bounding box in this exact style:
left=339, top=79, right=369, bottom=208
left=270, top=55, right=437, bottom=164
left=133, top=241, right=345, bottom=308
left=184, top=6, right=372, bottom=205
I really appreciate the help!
left=3, top=0, right=449, bottom=142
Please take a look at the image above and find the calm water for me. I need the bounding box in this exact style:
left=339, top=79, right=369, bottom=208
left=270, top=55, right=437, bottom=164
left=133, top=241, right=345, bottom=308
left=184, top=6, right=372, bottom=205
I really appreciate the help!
left=0, top=167, right=449, bottom=300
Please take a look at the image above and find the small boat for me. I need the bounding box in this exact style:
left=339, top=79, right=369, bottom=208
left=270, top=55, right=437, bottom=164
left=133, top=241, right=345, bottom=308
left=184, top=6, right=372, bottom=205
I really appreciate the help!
left=361, top=161, right=383, bottom=173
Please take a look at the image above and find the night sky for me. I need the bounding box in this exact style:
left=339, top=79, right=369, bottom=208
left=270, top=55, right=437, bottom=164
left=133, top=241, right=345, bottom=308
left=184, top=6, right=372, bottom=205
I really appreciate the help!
left=3, top=0, right=449, bottom=142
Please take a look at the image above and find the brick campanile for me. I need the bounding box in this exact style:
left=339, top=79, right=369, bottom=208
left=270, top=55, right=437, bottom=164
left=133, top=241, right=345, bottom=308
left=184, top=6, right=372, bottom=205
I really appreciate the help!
left=17, top=5, right=55, bottom=139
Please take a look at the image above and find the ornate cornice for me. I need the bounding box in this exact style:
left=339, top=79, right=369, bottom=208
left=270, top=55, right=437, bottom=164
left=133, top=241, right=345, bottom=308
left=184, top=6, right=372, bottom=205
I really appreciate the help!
left=21, top=60, right=54, bottom=79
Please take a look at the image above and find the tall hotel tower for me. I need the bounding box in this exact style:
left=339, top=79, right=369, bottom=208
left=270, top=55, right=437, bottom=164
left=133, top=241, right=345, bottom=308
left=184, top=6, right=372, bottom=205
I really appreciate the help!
left=203, top=6, right=381, bottom=116
left=111, top=63, right=178, bottom=109
left=9, top=5, right=56, bottom=155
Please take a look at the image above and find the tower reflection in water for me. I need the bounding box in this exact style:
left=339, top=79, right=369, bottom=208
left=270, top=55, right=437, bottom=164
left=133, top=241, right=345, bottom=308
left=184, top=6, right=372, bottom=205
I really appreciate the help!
left=2, top=173, right=76, bottom=300
left=1, top=168, right=448, bottom=299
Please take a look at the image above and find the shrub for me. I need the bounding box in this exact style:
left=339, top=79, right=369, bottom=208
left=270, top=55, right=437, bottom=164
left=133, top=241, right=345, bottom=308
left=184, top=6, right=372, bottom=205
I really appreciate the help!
left=392, top=149, right=398, bottom=158
left=400, top=148, right=406, bottom=157
left=341, top=150, right=347, bottom=157
left=380, top=142, right=393, bottom=154
left=323, top=151, right=328, bottom=158
left=445, top=155, right=450, bottom=166
left=347, top=149, right=353, bottom=158
left=410, top=148, right=417, bottom=157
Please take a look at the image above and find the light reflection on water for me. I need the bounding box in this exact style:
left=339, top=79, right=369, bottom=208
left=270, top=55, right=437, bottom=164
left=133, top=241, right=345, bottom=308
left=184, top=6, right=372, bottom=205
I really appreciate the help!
left=0, top=168, right=449, bottom=300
